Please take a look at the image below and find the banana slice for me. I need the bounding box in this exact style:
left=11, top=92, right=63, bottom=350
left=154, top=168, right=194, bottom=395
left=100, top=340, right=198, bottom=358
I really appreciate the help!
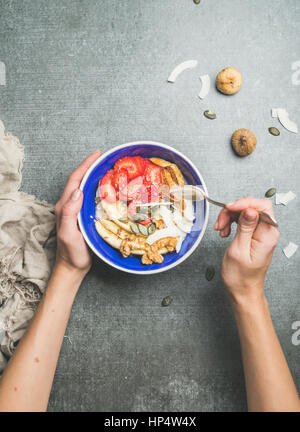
left=149, top=157, right=172, bottom=167
left=161, top=168, right=176, bottom=188
left=166, top=164, right=185, bottom=186
left=101, top=199, right=127, bottom=221
left=95, top=221, right=122, bottom=249
left=100, top=219, right=130, bottom=239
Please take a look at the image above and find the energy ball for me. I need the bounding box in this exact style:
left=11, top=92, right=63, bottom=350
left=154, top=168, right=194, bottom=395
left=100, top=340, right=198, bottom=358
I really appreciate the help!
left=216, top=67, right=242, bottom=95
left=231, top=129, right=257, bottom=156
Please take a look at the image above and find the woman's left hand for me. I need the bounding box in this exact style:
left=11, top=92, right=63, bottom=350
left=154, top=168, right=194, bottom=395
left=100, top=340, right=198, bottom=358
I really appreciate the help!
left=54, top=149, right=101, bottom=278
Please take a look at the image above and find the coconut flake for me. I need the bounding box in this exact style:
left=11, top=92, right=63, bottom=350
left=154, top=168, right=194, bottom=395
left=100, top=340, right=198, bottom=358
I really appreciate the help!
left=183, top=199, right=195, bottom=222
left=283, top=242, right=298, bottom=259
left=276, top=109, right=298, bottom=133
left=271, top=108, right=279, bottom=118
left=159, top=205, right=175, bottom=228
left=146, top=227, right=180, bottom=245
left=167, top=60, right=198, bottom=83
left=276, top=191, right=296, bottom=206
left=176, top=236, right=184, bottom=253
left=198, top=74, right=210, bottom=100
left=173, top=209, right=193, bottom=233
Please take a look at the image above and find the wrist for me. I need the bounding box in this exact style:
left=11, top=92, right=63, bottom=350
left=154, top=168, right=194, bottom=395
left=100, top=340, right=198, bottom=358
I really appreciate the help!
left=49, top=261, right=87, bottom=294
left=229, top=290, right=268, bottom=316
left=54, top=257, right=89, bottom=281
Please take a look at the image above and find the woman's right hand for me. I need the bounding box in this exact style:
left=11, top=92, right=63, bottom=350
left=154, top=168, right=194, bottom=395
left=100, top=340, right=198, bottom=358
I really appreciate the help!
left=214, top=197, right=280, bottom=304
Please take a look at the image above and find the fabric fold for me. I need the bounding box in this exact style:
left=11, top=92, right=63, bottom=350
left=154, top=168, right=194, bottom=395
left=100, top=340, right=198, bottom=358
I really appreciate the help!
left=0, top=120, right=56, bottom=373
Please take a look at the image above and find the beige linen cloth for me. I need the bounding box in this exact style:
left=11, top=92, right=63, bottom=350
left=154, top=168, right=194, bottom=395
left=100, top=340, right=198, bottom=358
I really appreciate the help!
left=0, top=120, right=56, bottom=373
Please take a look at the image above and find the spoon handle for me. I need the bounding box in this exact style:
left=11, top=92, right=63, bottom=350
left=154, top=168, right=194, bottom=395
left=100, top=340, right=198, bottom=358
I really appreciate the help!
left=204, top=196, right=278, bottom=228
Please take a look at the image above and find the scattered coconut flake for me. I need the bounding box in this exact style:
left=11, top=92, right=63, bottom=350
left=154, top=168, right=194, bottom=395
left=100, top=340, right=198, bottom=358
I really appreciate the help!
left=64, top=335, right=72, bottom=344
left=283, top=242, right=298, bottom=259
left=198, top=74, right=210, bottom=99
left=271, top=108, right=279, bottom=118
left=167, top=60, right=198, bottom=83
left=277, top=108, right=298, bottom=133
left=276, top=191, right=296, bottom=206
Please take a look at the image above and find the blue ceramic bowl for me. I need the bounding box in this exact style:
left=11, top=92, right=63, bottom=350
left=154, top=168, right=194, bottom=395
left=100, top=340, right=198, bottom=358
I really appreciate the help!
left=78, top=141, right=209, bottom=274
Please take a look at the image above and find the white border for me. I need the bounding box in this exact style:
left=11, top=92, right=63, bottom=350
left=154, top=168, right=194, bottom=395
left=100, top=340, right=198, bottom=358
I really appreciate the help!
left=78, top=141, right=209, bottom=275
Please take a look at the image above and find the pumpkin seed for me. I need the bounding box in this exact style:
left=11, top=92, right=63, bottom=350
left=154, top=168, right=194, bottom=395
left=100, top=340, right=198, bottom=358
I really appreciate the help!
left=130, top=222, right=140, bottom=235
left=132, top=213, right=148, bottom=222
left=269, top=127, right=280, bottom=136
left=265, top=188, right=276, bottom=198
left=118, top=217, right=129, bottom=223
left=193, top=0, right=201, bottom=4
left=204, top=110, right=216, bottom=120
left=138, top=224, right=149, bottom=236
left=161, top=295, right=173, bottom=307
left=148, top=223, right=156, bottom=235
left=205, top=266, right=215, bottom=281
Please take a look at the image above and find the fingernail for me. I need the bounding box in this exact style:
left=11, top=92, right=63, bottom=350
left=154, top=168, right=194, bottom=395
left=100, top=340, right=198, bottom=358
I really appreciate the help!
left=214, top=221, right=219, bottom=230
left=227, top=202, right=235, bottom=207
left=71, top=189, right=81, bottom=201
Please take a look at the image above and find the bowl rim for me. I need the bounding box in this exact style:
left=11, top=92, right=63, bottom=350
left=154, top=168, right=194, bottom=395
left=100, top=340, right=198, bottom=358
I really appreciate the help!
left=78, top=140, right=209, bottom=275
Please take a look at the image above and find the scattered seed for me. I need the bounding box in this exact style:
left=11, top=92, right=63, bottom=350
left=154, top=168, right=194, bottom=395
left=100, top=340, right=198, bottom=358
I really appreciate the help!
left=205, top=266, right=215, bottom=281
left=193, top=0, right=201, bottom=4
left=130, top=222, right=140, bottom=235
left=138, top=224, right=148, bottom=236
left=204, top=110, right=216, bottom=120
left=95, top=197, right=101, bottom=204
left=133, top=213, right=148, bottom=222
left=148, top=223, right=156, bottom=235
left=268, top=127, right=280, bottom=136
left=161, top=296, right=173, bottom=307
left=265, top=188, right=276, bottom=198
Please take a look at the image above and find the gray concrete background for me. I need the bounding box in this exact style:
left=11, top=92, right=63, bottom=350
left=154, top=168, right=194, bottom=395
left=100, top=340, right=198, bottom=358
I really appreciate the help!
left=0, top=0, right=299, bottom=412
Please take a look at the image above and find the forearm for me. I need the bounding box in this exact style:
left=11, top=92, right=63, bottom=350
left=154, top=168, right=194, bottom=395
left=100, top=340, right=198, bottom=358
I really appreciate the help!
left=232, top=292, right=300, bottom=412
left=0, top=263, right=84, bottom=412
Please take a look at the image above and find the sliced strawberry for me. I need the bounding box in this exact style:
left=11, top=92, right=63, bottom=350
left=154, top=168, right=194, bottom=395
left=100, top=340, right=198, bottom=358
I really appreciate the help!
left=112, top=168, right=128, bottom=191
left=144, top=162, right=162, bottom=185
left=144, top=183, right=160, bottom=203
left=114, top=156, right=142, bottom=180
left=139, top=216, right=151, bottom=226
left=99, top=169, right=116, bottom=203
left=119, top=176, right=144, bottom=201
left=134, top=156, right=146, bottom=175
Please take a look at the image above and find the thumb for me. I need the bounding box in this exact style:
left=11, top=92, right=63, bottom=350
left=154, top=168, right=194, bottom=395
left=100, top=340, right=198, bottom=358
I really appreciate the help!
left=60, top=188, right=83, bottom=233
left=234, top=208, right=259, bottom=250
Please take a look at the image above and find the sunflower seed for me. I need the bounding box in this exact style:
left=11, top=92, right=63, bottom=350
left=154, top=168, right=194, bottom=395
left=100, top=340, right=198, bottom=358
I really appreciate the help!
left=148, top=223, right=156, bottom=235
left=130, top=222, right=140, bottom=235
left=265, top=188, right=276, bottom=198
left=205, top=266, right=215, bottom=281
left=204, top=110, right=216, bottom=120
left=268, top=127, right=280, bottom=136
left=161, top=296, right=173, bottom=307
left=138, top=224, right=149, bottom=236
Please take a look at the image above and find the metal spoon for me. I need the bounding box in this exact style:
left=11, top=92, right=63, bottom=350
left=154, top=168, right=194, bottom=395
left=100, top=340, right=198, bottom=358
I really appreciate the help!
left=170, top=185, right=278, bottom=228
